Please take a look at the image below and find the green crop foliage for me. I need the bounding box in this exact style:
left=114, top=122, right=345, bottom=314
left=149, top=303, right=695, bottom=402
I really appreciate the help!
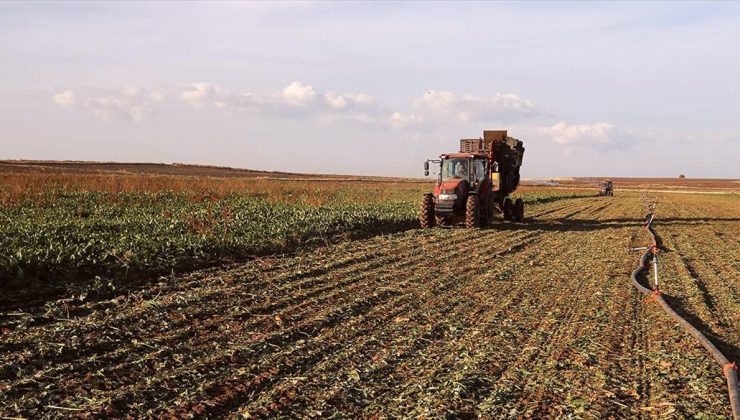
left=0, top=186, right=590, bottom=288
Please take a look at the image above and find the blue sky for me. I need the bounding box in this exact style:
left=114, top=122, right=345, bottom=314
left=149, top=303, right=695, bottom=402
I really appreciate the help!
left=1, top=1, right=738, bottom=177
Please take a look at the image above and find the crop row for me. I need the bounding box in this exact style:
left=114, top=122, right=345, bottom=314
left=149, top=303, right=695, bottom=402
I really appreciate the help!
left=2, top=192, right=737, bottom=417
left=0, top=192, right=414, bottom=287
left=0, top=184, right=591, bottom=295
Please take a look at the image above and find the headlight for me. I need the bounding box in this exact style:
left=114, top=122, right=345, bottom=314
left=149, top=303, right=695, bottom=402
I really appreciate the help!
left=438, top=194, right=457, bottom=200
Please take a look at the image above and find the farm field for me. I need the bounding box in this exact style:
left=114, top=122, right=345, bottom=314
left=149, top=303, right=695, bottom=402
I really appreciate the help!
left=3, top=160, right=738, bottom=191
left=1, top=184, right=738, bottom=417
left=0, top=167, right=587, bottom=307
left=0, top=160, right=419, bottom=182
left=0, top=178, right=424, bottom=296
left=553, top=177, right=740, bottom=193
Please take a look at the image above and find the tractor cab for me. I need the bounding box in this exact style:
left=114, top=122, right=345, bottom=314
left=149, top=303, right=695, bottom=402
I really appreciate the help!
left=433, top=154, right=491, bottom=203
left=439, top=154, right=488, bottom=184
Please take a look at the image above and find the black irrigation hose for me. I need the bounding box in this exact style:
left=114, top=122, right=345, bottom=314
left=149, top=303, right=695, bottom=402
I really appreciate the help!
left=630, top=213, right=740, bottom=418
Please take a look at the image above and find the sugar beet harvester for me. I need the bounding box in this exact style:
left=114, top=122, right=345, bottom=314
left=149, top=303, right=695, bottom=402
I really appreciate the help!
left=598, top=179, right=614, bottom=197
left=420, top=130, right=525, bottom=229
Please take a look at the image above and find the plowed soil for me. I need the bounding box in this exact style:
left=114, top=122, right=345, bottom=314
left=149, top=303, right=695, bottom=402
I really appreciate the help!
left=1, top=192, right=738, bottom=418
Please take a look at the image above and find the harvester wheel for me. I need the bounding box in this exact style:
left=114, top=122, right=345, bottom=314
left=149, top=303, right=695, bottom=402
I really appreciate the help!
left=465, top=195, right=480, bottom=228
left=480, top=196, right=493, bottom=226
left=503, top=197, right=514, bottom=221
left=419, top=194, right=435, bottom=229
left=514, top=198, right=524, bottom=222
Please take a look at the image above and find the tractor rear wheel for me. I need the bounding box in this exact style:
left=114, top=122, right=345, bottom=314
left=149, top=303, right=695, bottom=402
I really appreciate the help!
left=419, top=194, right=435, bottom=228
left=503, top=197, right=514, bottom=221
left=465, top=195, right=480, bottom=228
left=514, top=198, right=524, bottom=222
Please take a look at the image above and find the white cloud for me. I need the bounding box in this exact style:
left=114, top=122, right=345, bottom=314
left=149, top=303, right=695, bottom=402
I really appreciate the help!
left=535, top=121, right=640, bottom=151
left=92, top=109, right=110, bottom=121
left=86, top=96, right=123, bottom=108
left=121, top=86, right=139, bottom=97
left=417, top=90, right=539, bottom=123
left=540, top=121, right=615, bottom=145
left=280, top=81, right=316, bottom=105
left=53, top=90, right=77, bottom=107
left=176, top=81, right=419, bottom=128
left=150, top=91, right=165, bottom=102
left=322, top=92, right=379, bottom=113
left=324, top=91, right=347, bottom=109
left=49, top=82, right=474, bottom=130
left=422, top=90, right=456, bottom=109
left=52, top=87, right=162, bottom=122
left=128, top=106, right=146, bottom=122
left=179, top=81, right=312, bottom=111
left=390, top=112, right=424, bottom=128
left=181, top=82, right=227, bottom=108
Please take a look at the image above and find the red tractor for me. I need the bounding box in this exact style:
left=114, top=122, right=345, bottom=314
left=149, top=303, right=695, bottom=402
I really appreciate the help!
left=420, top=130, right=525, bottom=228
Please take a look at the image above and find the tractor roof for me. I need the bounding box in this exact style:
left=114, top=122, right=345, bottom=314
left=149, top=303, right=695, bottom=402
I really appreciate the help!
left=440, top=153, right=488, bottom=159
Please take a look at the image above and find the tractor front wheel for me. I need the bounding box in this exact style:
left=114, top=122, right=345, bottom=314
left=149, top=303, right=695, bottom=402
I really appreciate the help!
left=514, top=198, right=524, bottom=222
left=419, top=194, right=435, bottom=228
left=465, top=195, right=480, bottom=228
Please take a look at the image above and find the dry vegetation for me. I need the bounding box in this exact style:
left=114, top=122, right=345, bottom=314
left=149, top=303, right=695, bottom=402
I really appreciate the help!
left=0, top=163, right=738, bottom=417
left=0, top=160, right=415, bottom=181
left=552, top=176, right=740, bottom=192
left=0, top=171, right=426, bottom=207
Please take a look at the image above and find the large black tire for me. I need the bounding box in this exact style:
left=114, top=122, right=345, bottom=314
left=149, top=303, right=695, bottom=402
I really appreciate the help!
left=480, top=196, right=493, bottom=227
left=489, top=196, right=497, bottom=224
left=503, top=197, right=514, bottom=221
left=514, top=198, right=524, bottom=222
left=435, top=215, right=449, bottom=227
left=465, top=195, right=480, bottom=228
left=419, top=194, right=435, bottom=228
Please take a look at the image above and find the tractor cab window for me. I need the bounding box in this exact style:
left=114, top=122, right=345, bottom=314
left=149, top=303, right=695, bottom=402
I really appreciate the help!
left=473, top=159, right=487, bottom=183
left=441, top=159, right=469, bottom=180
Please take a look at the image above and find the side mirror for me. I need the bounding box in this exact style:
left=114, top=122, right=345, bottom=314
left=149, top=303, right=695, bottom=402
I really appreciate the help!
left=423, top=161, right=429, bottom=171
left=424, top=170, right=429, bottom=176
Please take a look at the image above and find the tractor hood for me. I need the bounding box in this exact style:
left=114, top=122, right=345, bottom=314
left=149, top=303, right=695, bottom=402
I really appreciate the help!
left=435, top=179, right=468, bottom=197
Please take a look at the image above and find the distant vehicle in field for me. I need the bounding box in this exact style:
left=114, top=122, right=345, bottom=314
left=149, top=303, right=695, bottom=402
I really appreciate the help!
left=598, top=179, right=614, bottom=196
left=419, top=130, right=525, bottom=228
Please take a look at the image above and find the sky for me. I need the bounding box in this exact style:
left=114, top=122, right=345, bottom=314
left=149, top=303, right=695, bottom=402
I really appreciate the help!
left=1, top=1, right=739, bottom=178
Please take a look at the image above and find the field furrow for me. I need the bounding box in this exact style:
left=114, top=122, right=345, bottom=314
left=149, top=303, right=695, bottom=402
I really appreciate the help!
left=1, top=190, right=738, bottom=418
